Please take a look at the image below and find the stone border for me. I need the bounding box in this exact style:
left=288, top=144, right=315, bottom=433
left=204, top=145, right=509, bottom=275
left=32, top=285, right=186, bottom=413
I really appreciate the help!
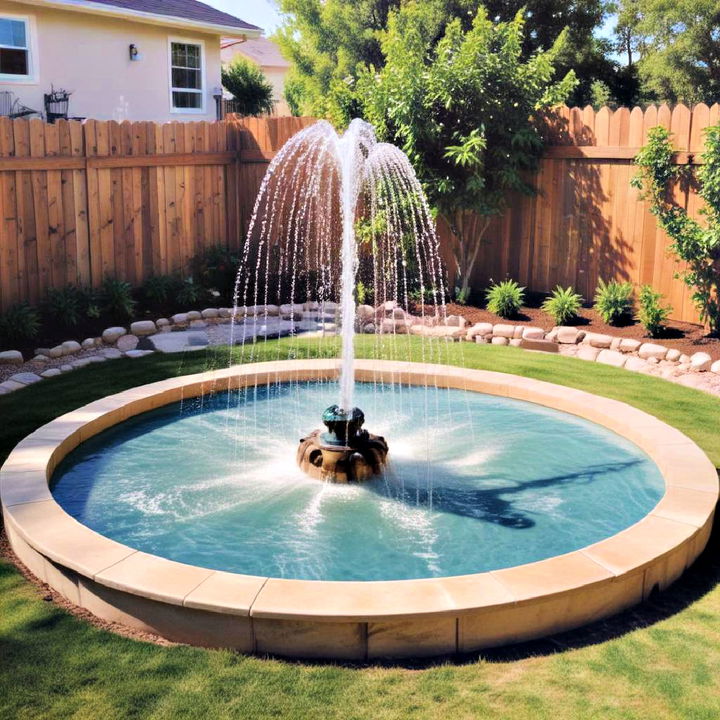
left=1, top=359, right=717, bottom=660
left=2, top=303, right=719, bottom=397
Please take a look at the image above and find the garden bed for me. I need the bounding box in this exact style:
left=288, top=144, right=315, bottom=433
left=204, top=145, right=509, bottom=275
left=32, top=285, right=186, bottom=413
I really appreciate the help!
left=436, top=298, right=720, bottom=362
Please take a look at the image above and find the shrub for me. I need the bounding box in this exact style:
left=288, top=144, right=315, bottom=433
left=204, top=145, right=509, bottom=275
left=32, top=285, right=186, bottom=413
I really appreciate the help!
left=486, top=279, right=525, bottom=319
left=637, top=285, right=672, bottom=337
left=192, top=246, right=239, bottom=303
left=594, top=279, right=634, bottom=324
left=101, top=277, right=137, bottom=320
left=44, top=285, right=99, bottom=327
left=0, top=302, right=41, bottom=344
left=176, top=278, right=205, bottom=307
left=44, top=285, right=83, bottom=328
left=542, top=285, right=583, bottom=325
left=141, top=275, right=178, bottom=309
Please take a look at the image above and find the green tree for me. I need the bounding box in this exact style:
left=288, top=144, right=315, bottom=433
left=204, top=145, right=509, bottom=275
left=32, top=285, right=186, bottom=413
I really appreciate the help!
left=275, top=0, right=609, bottom=120
left=614, top=0, right=720, bottom=103
left=632, top=126, right=720, bottom=333
left=221, top=58, right=275, bottom=117
left=275, top=0, right=475, bottom=124
left=354, top=4, right=576, bottom=299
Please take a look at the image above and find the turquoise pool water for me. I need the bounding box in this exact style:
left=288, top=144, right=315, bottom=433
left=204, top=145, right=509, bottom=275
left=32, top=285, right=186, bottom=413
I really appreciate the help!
left=52, top=381, right=665, bottom=581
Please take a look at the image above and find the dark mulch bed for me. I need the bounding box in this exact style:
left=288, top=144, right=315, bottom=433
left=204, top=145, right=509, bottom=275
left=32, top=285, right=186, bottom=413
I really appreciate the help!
left=432, top=295, right=720, bottom=362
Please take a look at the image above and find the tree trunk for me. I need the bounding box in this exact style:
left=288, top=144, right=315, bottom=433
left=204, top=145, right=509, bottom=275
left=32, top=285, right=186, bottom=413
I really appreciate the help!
left=445, top=210, right=491, bottom=300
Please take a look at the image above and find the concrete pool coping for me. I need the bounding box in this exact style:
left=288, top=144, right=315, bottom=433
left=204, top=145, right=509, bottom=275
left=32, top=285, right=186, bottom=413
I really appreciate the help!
left=1, top=359, right=717, bottom=659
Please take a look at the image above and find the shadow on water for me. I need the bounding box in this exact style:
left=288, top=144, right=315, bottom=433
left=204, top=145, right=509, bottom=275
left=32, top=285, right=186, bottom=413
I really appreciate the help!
left=368, top=458, right=644, bottom=529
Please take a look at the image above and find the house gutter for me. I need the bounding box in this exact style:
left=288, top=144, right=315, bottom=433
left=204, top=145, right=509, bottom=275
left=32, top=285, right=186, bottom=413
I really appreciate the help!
left=7, top=0, right=263, bottom=37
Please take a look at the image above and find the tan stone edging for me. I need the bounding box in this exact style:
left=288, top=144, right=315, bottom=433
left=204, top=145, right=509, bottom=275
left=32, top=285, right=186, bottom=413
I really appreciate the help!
left=1, top=359, right=717, bottom=660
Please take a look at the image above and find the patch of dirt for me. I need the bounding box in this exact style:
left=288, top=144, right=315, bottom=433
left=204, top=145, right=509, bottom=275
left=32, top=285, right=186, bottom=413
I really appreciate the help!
left=436, top=297, right=720, bottom=362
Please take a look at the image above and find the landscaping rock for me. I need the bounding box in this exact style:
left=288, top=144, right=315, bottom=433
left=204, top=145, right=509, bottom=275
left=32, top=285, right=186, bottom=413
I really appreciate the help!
left=186, top=311, right=202, bottom=321
left=493, top=323, right=515, bottom=339
left=116, top=334, right=139, bottom=352
left=100, top=348, right=123, bottom=359
left=443, top=314, right=467, bottom=328
left=356, top=305, right=375, bottom=322
left=596, top=349, right=627, bottom=368
left=665, top=348, right=681, bottom=362
left=545, top=329, right=558, bottom=342
left=624, top=356, right=647, bottom=372
left=157, top=317, right=170, bottom=327
left=125, top=349, right=153, bottom=359
left=81, top=338, right=95, bottom=350
left=146, top=332, right=206, bottom=352
left=9, top=372, right=42, bottom=385
left=59, top=364, right=73, bottom=373
left=30, top=355, right=49, bottom=364
left=201, top=308, right=219, bottom=319
left=638, top=343, right=668, bottom=360
left=690, top=352, right=712, bottom=372
left=34, top=347, right=51, bottom=357
left=711, top=360, right=720, bottom=375
left=522, top=326, right=545, bottom=340
left=491, top=336, right=509, bottom=346
left=363, top=322, right=376, bottom=334
left=676, top=373, right=707, bottom=390
left=303, top=301, right=319, bottom=311
left=679, top=354, right=691, bottom=364
left=40, top=368, right=62, bottom=378
left=577, top=346, right=601, bottom=362
left=610, top=337, right=622, bottom=350
left=509, top=338, right=522, bottom=347
left=61, top=340, right=82, bottom=356
left=556, top=327, right=583, bottom=344
left=171, top=313, right=189, bottom=326
left=190, top=319, right=207, bottom=329
left=380, top=318, right=409, bottom=334
left=584, top=332, right=613, bottom=349
left=102, top=326, right=126, bottom=344
left=71, top=358, right=93, bottom=368
left=519, top=338, right=558, bottom=353
left=0, top=380, right=25, bottom=393
left=467, top=322, right=493, bottom=341
left=0, top=350, right=23, bottom=365
left=130, top=320, right=157, bottom=336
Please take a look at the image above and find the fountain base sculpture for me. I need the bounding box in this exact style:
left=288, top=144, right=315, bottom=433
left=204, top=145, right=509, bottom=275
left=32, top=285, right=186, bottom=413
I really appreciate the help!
left=297, top=405, right=388, bottom=483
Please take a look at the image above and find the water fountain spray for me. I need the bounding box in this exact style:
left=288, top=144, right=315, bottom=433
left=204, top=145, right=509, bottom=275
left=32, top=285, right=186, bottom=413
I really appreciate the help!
left=233, top=119, right=445, bottom=481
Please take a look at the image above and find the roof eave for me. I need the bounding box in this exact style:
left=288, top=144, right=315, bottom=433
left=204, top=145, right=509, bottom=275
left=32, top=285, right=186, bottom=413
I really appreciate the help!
left=8, top=0, right=263, bottom=37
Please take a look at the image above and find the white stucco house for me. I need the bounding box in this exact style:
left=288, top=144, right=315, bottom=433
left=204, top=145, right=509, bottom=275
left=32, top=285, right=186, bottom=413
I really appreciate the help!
left=221, top=35, right=290, bottom=116
left=0, top=0, right=261, bottom=122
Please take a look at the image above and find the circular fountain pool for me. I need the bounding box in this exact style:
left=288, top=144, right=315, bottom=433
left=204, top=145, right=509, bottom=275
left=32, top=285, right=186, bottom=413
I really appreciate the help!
left=52, top=382, right=664, bottom=582
left=3, top=360, right=716, bottom=659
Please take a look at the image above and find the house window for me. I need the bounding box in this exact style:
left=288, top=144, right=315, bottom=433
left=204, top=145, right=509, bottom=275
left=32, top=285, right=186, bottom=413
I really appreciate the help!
left=0, top=16, right=30, bottom=79
left=170, top=41, right=203, bottom=111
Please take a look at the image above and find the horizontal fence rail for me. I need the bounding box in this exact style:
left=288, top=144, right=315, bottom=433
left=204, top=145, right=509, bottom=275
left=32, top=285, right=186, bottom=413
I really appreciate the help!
left=0, top=107, right=717, bottom=324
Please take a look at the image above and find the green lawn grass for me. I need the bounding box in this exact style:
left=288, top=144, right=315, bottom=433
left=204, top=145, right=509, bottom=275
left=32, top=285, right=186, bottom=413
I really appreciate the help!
left=1, top=337, right=719, bottom=720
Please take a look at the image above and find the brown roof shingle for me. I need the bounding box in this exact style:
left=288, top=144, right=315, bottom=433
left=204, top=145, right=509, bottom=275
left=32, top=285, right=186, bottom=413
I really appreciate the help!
left=83, top=0, right=261, bottom=32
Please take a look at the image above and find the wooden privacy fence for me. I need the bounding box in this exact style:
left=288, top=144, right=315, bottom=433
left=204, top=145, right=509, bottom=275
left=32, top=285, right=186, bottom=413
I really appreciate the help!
left=0, top=107, right=717, bottom=323
left=450, top=102, right=720, bottom=324
left=0, top=115, right=315, bottom=310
